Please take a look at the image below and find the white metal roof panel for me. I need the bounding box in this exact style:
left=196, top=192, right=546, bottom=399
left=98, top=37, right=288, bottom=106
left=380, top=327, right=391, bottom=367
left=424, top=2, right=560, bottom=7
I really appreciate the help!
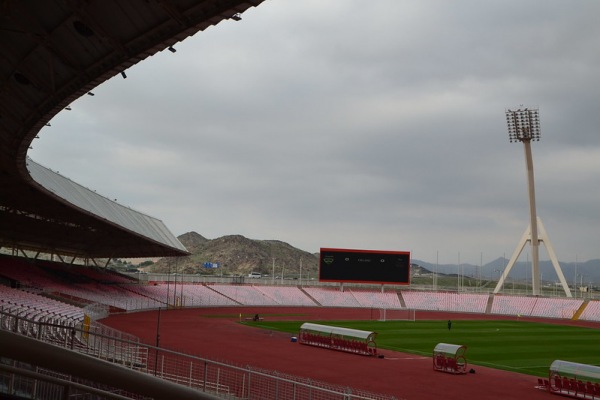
left=26, top=158, right=187, bottom=253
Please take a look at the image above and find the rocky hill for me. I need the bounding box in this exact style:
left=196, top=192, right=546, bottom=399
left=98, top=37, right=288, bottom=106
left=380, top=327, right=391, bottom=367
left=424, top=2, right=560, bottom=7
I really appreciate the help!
left=147, top=232, right=318, bottom=277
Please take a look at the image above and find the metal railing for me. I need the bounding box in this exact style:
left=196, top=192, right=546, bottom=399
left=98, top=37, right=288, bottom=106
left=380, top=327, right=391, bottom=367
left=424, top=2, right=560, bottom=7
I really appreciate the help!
left=0, top=309, right=398, bottom=400
left=0, top=361, right=137, bottom=400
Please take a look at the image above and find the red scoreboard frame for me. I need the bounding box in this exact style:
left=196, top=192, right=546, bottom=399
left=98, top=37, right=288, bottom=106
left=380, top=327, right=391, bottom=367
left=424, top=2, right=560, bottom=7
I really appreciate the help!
left=319, top=248, right=411, bottom=285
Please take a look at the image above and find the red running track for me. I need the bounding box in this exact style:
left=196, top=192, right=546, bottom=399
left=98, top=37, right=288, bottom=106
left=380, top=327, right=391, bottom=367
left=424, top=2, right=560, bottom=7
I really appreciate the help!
left=102, top=307, right=564, bottom=400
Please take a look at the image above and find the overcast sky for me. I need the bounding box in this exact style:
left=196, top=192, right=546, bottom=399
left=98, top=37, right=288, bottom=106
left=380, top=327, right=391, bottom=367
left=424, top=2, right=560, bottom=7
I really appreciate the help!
left=29, top=0, right=600, bottom=265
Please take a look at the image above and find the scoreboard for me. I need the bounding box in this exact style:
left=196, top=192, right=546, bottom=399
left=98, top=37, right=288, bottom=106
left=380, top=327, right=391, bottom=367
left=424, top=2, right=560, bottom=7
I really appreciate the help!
left=319, top=248, right=411, bottom=285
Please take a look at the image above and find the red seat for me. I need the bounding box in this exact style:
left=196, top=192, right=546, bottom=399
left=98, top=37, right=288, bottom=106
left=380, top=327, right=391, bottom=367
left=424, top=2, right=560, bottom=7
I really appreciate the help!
left=537, top=378, right=544, bottom=388
left=569, top=378, right=577, bottom=392
left=577, top=380, right=586, bottom=394
left=552, top=375, right=562, bottom=391
left=586, top=381, right=595, bottom=396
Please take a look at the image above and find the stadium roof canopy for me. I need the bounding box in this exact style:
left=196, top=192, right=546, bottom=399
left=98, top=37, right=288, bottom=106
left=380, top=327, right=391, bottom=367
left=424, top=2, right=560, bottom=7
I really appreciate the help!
left=0, top=0, right=265, bottom=259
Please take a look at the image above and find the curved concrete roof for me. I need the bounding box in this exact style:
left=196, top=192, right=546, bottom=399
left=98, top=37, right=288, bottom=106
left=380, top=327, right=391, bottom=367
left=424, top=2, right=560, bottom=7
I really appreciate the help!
left=0, top=0, right=265, bottom=258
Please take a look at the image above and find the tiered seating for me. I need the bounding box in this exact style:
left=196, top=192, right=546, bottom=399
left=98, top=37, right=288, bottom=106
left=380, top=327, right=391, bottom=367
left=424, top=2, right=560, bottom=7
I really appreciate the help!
left=37, top=259, right=134, bottom=284
left=182, top=284, right=239, bottom=306
left=254, top=286, right=317, bottom=306
left=448, top=293, right=488, bottom=313
left=302, top=288, right=361, bottom=307
left=350, top=289, right=402, bottom=309
left=0, top=285, right=84, bottom=326
left=401, top=291, right=488, bottom=313
left=210, top=284, right=278, bottom=305
left=490, top=295, right=537, bottom=316
left=402, top=291, right=445, bottom=311
left=4, top=254, right=598, bottom=326
left=0, top=255, right=59, bottom=288
left=124, top=284, right=238, bottom=307
left=578, top=300, right=600, bottom=322
left=49, top=283, right=157, bottom=311
left=74, top=266, right=134, bottom=283
left=121, top=284, right=173, bottom=308
left=530, top=297, right=584, bottom=319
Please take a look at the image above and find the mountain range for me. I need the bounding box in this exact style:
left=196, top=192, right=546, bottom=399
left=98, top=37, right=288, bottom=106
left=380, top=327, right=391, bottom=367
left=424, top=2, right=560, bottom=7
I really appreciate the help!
left=148, top=232, right=318, bottom=278
left=412, top=257, right=600, bottom=286
left=148, top=232, right=600, bottom=284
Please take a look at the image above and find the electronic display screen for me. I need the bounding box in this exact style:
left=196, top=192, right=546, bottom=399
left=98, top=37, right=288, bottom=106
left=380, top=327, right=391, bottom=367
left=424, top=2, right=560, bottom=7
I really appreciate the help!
left=319, top=248, right=410, bottom=285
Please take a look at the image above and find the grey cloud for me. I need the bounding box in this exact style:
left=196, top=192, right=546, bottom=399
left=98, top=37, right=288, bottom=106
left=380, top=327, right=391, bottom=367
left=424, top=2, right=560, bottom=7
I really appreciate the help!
left=30, top=0, right=600, bottom=265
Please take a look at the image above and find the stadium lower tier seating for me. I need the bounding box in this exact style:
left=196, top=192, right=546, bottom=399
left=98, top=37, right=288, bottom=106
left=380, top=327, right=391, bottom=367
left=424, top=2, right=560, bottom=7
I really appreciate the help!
left=2, top=256, right=600, bottom=323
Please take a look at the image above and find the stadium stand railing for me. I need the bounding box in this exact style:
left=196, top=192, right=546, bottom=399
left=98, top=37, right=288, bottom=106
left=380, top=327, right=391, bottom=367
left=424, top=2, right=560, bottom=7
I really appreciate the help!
left=0, top=358, right=141, bottom=400
left=0, top=285, right=85, bottom=323
left=0, top=307, right=397, bottom=400
left=9, top=253, right=600, bottom=399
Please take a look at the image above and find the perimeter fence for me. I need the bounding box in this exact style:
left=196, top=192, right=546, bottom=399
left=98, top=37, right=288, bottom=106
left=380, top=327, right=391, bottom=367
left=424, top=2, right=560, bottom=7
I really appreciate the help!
left=0, top=309, right=400, bottom=400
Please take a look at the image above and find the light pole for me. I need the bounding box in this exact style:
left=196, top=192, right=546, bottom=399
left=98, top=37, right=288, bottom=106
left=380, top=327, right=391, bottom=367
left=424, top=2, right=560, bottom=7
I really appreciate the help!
left=434, top=251, right=438, bottom=291
left=272, top=258, right=275, bottom=285
left=166, top=258, right=171, bottom=307
left=456, top=251, right=460, bottom=292
left=574, top=256, right=578, bottom=295
left=494, top=107, right=571, bottom=297
left=154, top=307, right=161, bottom=376
left=173, top=258, right=178, bottom=307
left=513, top=107, right=540, bottom=295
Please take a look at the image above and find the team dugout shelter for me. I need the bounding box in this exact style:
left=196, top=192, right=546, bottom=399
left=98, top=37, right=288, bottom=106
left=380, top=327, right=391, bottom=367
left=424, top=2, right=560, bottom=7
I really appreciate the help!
left=432, top=343, right=468, bottom=374
left=298, top=323, right=378, bottom=356
left=548, top=360, right=600, bottom=398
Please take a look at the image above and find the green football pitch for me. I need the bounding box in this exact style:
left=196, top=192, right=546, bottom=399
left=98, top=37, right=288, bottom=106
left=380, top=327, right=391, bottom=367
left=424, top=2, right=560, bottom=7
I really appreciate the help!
left=248, top=319, right=600, bottom=377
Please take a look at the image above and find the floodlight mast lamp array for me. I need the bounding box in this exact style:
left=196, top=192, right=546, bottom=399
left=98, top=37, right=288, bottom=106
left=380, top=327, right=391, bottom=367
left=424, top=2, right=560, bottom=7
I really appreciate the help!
left=506, top=108, right=541, bottom=142
left=495, top=107, right=572, bottom=297
left=507, top=108, right=542, bottom=296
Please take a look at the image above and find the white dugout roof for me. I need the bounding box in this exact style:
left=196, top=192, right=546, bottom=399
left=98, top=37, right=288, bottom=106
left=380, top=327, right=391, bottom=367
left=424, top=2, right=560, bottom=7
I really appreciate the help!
left=300, top=323, right=377, bottom=341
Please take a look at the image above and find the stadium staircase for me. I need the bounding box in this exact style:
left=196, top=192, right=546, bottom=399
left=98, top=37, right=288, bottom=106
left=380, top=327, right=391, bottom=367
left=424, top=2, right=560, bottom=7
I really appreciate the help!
left=204, top=284, right=243, bottom=305
left=299, top=287, right=322, bottom=306
left=572, top=300, right=589, bottom=320
left=119, top=284, right=168, bottom=307
left=396, top=291, right=407, bottom=308
left=485, top=294, right=494, bottom=314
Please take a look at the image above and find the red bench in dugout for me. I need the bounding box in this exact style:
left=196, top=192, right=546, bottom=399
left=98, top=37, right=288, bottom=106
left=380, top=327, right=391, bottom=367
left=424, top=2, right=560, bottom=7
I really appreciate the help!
left=298, top=322, right=378, bottom=356
left=549, top=360, right=600, bottom=399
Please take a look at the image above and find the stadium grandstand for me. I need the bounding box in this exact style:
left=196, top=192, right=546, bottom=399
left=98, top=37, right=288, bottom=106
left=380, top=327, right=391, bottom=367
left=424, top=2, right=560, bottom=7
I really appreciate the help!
left=0, top=1, right=268, bottom=399
left=2, top=2, right=600, bottom=400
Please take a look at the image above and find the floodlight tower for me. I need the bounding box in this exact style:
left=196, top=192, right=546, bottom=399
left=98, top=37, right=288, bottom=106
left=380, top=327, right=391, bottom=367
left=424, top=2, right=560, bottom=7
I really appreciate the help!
left=494, top=107, right=572, bottom=297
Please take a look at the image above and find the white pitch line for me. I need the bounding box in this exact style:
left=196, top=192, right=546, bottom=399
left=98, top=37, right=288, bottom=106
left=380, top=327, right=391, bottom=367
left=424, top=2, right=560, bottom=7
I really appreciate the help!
left=476, top=361, right=547, bottom=370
